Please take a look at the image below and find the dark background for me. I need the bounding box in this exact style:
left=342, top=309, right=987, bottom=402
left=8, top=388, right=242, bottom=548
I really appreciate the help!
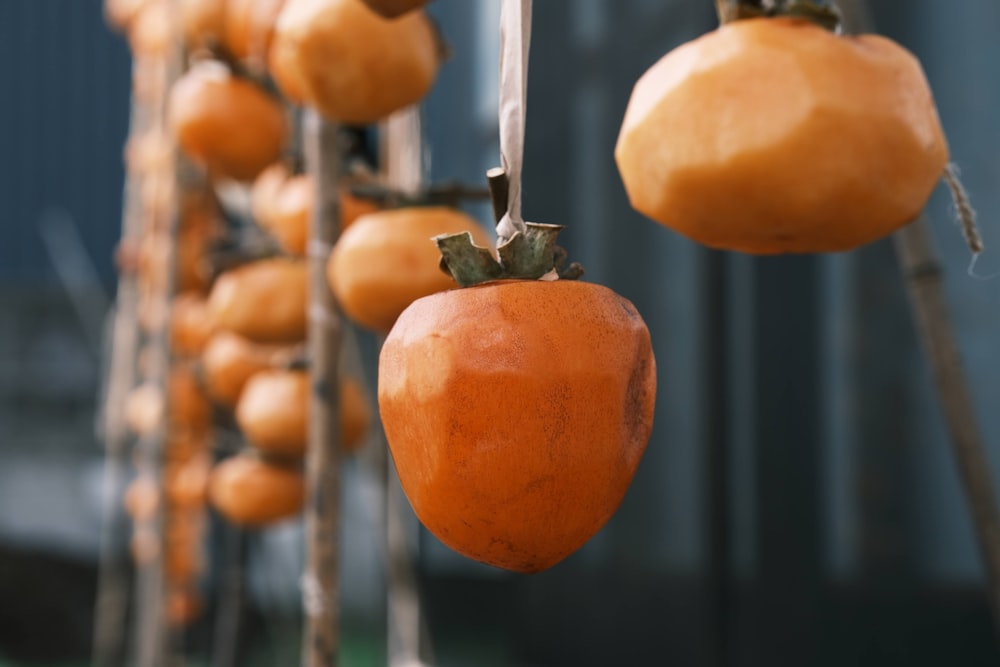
left=1, top=1, right=1000, bottom=665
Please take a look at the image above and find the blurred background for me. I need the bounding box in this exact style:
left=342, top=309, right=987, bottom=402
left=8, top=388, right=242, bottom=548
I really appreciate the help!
left=1, top=0, right=1000, bottom=665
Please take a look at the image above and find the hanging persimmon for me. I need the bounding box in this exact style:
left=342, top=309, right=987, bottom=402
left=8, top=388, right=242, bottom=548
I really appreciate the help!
left=251, top=163, right=378, bottom=254
left=105, top=0, right=155, bottom=32
left=201, top=330, right=289, bottom=407
left=208, top=257, right=308, bottom=343
left=379, top=279, right=657, bottom=573
left=168, top=60, right=288, bottom=182
left=179, top=0, right=228, bottom=49
left=164, top=453, right=212, bottom=509
left=269, top=0, right=441, bottom=123
left=208, top=454, right=305, bottom=526
left=235, top=369, right=371, bottom=456
left=166, top=588, right=203, bottom=627
left=124, top=476, right=159, bottom=521
left=127, top=0, right=171, bottom=58
left=615, top=7, right=949, bottom=254
left=326, top=206, right=492, bottom=333
left=226, top=0, right=287, bottom=63
left=171, top=292, right=216, bottom=358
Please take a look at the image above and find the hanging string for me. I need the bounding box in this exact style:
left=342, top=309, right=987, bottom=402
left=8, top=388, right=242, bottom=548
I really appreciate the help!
left=496, top=0, right=532, bottom=244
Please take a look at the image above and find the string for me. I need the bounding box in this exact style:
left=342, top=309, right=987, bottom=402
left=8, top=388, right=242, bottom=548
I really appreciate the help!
left=496, top=0, right=532, bottom=243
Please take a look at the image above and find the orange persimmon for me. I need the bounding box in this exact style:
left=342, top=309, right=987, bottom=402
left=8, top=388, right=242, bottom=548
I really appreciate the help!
left=235, top=370, right=370, bottom=456
left=201, top=330, right=288, bottom=407
left=270, top=0, right=440, bottom=123
left=172, top=292, right=216, bottom=358
left=209, top=454, right=305, bottom=526
left=615, top=16, right=949, bottom=254
left=179, top=0, right=228, bottom=49
left=378, top=280, right=657, bottom=573
left=226, top=0, right=287, bottom=63
left=168, top=60, right=287, bottom=182
left=208, top=258, right=307, bottom=343
left=326, top=206, right=491, bottom=333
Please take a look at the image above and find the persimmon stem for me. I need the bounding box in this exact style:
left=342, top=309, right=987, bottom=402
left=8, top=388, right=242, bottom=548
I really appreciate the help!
left=715, top=0, right=840, bottom=30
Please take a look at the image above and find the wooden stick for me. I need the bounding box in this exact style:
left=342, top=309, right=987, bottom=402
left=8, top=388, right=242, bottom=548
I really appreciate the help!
left=301, top=110, right=344, bottom=667
left=893, top=218, right=1000, bottom=629
left=92, top=75, right=152, bottom=667
left=378, top=106, right=435, bottom=667
left=837, top=0, right=1000, bottom=637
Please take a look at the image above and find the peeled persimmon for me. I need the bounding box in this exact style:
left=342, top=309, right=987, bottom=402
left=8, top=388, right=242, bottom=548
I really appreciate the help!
left=209, top=454, right=305, bottom=526
left=235, top=370, right=371, bottom=456
left=168, top=60, right=287, bottom=182
left=179, top=0, right=227, bottom=49
left=201, top=330, right=287, bottom=407
left=270, top=0, right=440, bottom=123
left=326, top=206, right=491, bottom=333
left=165, top=453, right=212, bottom=508
left=208, top=258, right=307, bottom=343
left=172, top=292, right=216, bottom=358
left=252, top=164, right=376, bottom=254
left=615, top=15, right=948, bottom=254
left=124, top=476, right=160, bottom=521
left=378, top=280, right=656, bottom=573
left=226, top=0, right=287, bottom=63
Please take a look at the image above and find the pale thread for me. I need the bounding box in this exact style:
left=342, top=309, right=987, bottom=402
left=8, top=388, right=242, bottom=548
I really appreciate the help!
left=943, top=163, right=983, bottom=256
left=497, top=0, right=532, bottom=243
left=385, top=106, right=424, bottom=196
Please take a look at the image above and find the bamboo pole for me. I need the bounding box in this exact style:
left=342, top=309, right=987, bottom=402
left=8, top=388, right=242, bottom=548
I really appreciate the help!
left=92, top=70, right=153, bottom=667
left=835, top=0, right=1000, bottom=637
left=301, top=110, right=344, bottom=667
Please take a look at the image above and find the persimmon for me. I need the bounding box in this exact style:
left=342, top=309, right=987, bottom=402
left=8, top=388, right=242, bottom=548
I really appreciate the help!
left=252, top=164, right=376, bottom=254
left=124, top=476, right=160, bottom=521
left=179, top=0, right=227, bottom=50
left=226, top=0, right=287, bottom=63
left=379, top=280, right=657, bottom=573
left=201, top=330, right=287, bottom=407
left=270, top=0, right=440, bottom=123
left=169, top=365, right=213, bottom=432
left=165, top=429, right=212, bottom=463
left=105, top=0, right=154, bottom=32
left=168, top=60, right=288, bottom=182
left=166, top=588, right=202, bottom=627
left=125, top=383, right=164, bottom=437
left=129, top=1, right=175, bottom=60
left=208, top=258, right=308, bottom=343
left=359, top=0, right=429, bottom=19
left=172, top=292, right=216, bottom=358
left=615, top=14, right=949, bottom=254
left=165, top=453, right=212, bottom=508
left=326, top=206, right=491, bottom=333
left=209, top=454, right=305, bottom=526
left=235, top=370, right=370, bottom=456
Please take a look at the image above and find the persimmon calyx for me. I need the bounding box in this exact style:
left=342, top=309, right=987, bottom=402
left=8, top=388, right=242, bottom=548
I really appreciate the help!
left=716, top=0, right=840, bottom=31
left=436, top=224, right=584, bottom=288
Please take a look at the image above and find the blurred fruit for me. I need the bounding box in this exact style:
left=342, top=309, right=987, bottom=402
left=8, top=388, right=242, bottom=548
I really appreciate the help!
left=208, top=258, right=308, bottom=343
left=209, top=454, right=305, bottom=526
left=172, top=292, right=216, bottom=358
left=326, top=206, right=491, bottom=333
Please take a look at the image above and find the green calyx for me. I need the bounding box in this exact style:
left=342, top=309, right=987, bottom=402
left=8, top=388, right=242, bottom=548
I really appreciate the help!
left=436, top=224, right=584, bottom=288
left=716, top=0, right=841, bottom=31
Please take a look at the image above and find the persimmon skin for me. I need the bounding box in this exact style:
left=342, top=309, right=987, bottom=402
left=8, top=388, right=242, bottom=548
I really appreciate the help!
left=236, top=370, right=371, bottom=456
left=227, top=0, right=287, bottom=63
left=172, top=292, right=216, bottom=358
left=209, top=455, right=305, bottom=527
left=208, top=258, right=308, bottom=343
left=327, top=207, right=491, bottom=333
left=615, top=17, right=949, bottom=254
left=179, top=0, right=227, bottom=49
left=378, top=280, right=657, bottom=573
left=271, top=0, right=439, bottom=123
left=168, top=61, right=287, bottom=182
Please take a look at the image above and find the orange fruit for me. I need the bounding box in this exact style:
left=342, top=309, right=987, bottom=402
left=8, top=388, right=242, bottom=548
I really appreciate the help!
left=615, top=17, right=949, bottom=254
left=379, top=280, right=656, bottom=572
